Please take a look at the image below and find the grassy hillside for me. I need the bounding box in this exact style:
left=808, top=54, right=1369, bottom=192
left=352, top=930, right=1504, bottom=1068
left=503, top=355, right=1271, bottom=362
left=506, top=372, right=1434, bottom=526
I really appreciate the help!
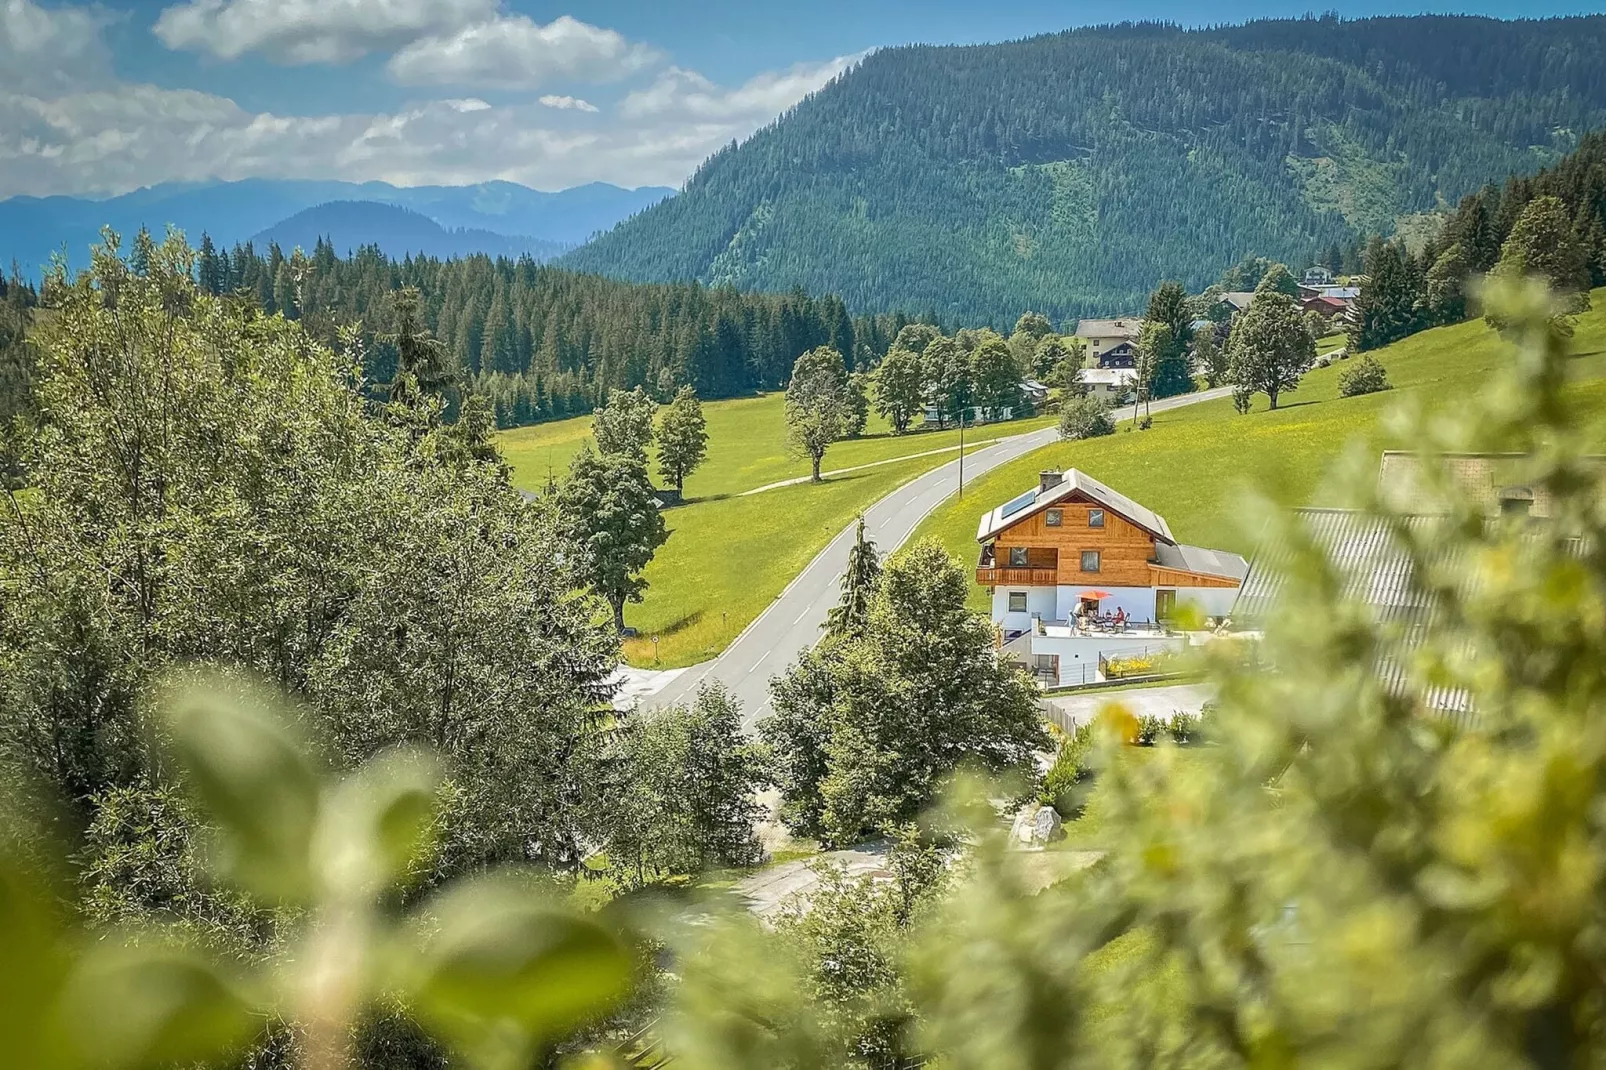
left=497, top=398, right=1054, bottom=667
left=912, top=291, right=1606, bottom=610
left=499, top=394, right=1053, bottom=499
left=565, top=16, right=1606, bottom=325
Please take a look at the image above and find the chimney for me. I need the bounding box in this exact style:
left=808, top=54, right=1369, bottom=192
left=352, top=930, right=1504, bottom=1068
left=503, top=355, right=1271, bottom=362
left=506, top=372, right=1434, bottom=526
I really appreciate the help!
left=1039, top=470, right=1064, bottom=495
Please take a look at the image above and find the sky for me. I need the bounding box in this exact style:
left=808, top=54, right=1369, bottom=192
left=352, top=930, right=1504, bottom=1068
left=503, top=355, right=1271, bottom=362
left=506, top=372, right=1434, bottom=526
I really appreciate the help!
left=2, top=0, right=1602, bottom=199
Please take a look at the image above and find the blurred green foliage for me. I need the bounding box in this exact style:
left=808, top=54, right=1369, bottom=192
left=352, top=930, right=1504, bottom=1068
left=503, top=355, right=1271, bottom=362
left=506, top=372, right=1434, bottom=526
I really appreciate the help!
left=3, top=683, right=633, bottom=1070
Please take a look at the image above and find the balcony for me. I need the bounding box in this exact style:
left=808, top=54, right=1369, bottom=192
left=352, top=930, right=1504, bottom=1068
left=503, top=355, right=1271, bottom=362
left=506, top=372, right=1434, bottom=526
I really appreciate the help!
left=976, top=545, right=1056, bottom=587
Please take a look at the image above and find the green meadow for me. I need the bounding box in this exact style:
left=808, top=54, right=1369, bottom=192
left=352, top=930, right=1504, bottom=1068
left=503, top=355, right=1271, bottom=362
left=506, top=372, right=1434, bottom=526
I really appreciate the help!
left=913, top=293, right=1606, bottom=610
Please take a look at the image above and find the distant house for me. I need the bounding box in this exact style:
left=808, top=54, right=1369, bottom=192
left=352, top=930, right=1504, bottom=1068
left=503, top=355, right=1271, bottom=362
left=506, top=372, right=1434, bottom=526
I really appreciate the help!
left=1302, top=266, right=1335, bottom=286
left=976, top=469, right=1247, bottom=686
left=922, top=378, right=1048, bottom=426
left=1079, top=367, right=1136, bottom=402
left=1094, top=340, right=1138, bottom=369
left=1219, top=291, right=1256, bottom=313
left=1298, top=283, right=1360, bottom=304
left=1075, top=318, right=1144, bottom=365
left=1301, top=294, right=1351, bottom=317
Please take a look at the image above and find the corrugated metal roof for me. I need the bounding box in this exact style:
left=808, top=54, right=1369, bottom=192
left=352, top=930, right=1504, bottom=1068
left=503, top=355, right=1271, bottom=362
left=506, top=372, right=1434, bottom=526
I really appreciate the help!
left=1231, top=509, right=1586, bottom=724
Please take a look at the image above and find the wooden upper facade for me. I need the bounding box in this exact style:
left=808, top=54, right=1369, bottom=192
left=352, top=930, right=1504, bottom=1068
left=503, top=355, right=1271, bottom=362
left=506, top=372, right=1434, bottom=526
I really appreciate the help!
left=975, top=471, right=1246, bottom=591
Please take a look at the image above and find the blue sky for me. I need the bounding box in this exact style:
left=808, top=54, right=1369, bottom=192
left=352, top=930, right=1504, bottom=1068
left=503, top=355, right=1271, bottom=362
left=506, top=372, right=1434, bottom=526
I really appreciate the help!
left=3, top=0, right=1602, bottom=198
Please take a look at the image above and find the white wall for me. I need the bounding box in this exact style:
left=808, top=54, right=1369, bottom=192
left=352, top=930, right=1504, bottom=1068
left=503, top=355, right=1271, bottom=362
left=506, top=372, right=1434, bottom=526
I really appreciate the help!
left=991, top=585, right=1058, bottom=635
left=1028, top=632, right=1185, bottom=687
left=1053, top=585, right=1237, bottom=624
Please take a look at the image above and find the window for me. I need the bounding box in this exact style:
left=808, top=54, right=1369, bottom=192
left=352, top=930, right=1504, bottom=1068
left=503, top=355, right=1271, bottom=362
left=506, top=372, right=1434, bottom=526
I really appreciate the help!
left=1008, top=547, right=1029, bottom=567
left=1081, top=550, right=1101, bottom=572
left=1088, top=508, right=1105, bottom=528
left=1045, top=508, right=1063, bottom=527
left=1007, top=592, right=1028, bottom=613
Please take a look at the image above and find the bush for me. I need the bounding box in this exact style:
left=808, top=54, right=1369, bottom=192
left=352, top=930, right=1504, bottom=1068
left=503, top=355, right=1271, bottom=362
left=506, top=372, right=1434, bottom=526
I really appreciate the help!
left=1041, top=724, right=1095, bottom=817
left=1058, top=394, right=1115, bottom=440
left=1338, top=355, right=1391, bottom=397
left=1134, top=714, right=1165, bottom=746
left=1168, top=710, right=1201, bottom=745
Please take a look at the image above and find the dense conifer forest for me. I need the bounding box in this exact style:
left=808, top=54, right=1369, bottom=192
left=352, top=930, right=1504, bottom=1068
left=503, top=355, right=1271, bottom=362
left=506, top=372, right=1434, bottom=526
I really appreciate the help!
left=563, top=14, right=1606, bottom=325
left=167, top=238, right=923, bottom=426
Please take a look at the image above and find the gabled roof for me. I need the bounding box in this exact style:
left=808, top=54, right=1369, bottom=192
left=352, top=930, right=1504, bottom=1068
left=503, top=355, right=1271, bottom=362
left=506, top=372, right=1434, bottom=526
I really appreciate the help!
left=1220, top=291, right=1256, bottom=310
left=1076, top=318, right=1143, bottom=340
left=977, top=469, right=1175, bottom=544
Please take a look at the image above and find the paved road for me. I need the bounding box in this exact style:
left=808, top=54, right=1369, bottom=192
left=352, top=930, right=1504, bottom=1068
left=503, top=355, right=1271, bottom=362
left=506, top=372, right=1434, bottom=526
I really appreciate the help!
left=646, top=386, right=1233, bottom=728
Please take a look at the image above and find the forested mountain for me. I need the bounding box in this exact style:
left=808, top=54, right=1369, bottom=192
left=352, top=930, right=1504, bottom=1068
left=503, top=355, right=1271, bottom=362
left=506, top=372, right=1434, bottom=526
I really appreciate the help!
left=0, top=178, right=673, bottom=277
left=189, top=238, right=921, bottom=427
left=251, top=202, right=570, bottom=263
left=564, top=15, right=1606, bottom=325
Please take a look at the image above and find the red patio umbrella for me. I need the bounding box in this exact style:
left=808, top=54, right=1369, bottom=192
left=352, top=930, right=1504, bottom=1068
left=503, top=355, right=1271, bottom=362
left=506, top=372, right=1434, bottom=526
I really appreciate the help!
left=1079, top=590, right=1111, bottom=600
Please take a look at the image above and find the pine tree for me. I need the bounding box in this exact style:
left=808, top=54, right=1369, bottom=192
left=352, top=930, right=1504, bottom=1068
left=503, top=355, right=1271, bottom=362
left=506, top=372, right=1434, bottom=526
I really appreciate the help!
left=1350, top=241, right=1422, bottom=352
left=382, top=286, right=457, bottom=407
left=826, top=516, right=881, bottom=639
left=1144, top=281, right=1195, bottom=398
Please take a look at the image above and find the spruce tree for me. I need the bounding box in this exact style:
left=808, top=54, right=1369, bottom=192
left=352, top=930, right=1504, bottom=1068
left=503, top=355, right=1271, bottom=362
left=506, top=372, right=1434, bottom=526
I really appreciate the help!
left=1349, top=241, right=1422, bottom=352
left=826, top=516, right=881, bottom=639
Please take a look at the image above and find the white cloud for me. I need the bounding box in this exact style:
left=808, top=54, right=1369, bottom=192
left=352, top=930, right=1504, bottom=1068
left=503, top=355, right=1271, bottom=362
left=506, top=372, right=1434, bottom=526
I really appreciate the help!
left=539, top=94, right=598, bottom=113
left=0, top=0, right=113, bottom=92
left=153, top=0, right=495, bottom=64
left=0, top=44, right=861, bottom=198
left=386, top=14, right=656, bottom=90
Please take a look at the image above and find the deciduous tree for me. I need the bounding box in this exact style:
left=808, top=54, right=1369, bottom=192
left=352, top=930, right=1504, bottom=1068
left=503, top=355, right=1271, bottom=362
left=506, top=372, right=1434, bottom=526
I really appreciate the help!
left=1489, top=194, right=1592, bottom=325
left=599, top=682, right=767, bottom=884
left=761, top=539, right=1045, bottom=844
left=556, top=443, right=668, bottom=632
left=656, top=385, right=709, bottom=494
left=592, top=385, right=658, bottom=464
left=1227, top=290, right=1314, bottom=410
left=871, top=343, right=925, bottom=434
left=969, top=335, right=1021, bottom=421
left=785, top=346, right=852, bottom=482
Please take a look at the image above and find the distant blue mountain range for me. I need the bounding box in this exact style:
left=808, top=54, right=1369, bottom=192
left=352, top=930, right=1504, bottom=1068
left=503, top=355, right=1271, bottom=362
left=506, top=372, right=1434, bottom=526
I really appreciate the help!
left=0, top=179, right=675, bottom=275
left=251, top=201, right=572, bottom=263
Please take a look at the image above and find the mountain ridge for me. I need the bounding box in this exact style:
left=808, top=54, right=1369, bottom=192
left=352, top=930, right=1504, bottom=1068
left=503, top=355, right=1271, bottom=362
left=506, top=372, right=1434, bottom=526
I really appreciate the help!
left=249, top=202, right=572, bottom=263
left=1, top=179, right=675, bottom=275
left=561, top=14, right=1606, bottom=325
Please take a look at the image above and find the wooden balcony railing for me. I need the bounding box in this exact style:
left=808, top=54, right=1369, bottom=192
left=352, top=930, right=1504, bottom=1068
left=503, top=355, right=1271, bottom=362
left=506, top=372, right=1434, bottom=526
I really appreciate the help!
left=976, top=565, right=1057, bottom=587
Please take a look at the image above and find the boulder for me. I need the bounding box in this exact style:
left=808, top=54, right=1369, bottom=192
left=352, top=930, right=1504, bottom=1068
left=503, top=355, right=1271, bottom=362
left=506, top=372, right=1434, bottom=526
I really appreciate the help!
left=1010, top=802, right=1064, bottom=848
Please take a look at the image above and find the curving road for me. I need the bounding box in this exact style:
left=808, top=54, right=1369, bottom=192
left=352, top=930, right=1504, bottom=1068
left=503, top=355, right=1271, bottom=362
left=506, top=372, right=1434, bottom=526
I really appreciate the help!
left=645, top=387, right=1233, bottom=728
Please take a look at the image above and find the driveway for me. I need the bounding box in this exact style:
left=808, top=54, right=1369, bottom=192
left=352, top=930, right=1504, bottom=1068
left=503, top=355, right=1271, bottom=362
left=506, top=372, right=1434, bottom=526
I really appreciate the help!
left=1042, top=682, right=1215, bottom=731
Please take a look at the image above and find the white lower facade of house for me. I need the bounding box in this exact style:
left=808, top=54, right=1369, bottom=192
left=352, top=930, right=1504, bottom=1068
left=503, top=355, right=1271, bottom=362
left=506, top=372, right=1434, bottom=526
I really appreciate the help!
left=991, top=584, right=1238, bottom=634
left=992, top=584, right=1241, bottom=688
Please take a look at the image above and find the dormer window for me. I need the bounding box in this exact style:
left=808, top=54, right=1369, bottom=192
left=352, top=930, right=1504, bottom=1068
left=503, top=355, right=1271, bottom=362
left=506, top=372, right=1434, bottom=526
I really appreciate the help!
left=1500, top=486, right=1535, bottom=517
left=1088, top=509, right=1105, bottom=528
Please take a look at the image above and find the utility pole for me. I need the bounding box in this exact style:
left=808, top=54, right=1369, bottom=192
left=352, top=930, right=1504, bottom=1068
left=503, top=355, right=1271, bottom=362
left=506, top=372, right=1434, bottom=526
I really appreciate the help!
left=957, top=405, right=966, bottom=499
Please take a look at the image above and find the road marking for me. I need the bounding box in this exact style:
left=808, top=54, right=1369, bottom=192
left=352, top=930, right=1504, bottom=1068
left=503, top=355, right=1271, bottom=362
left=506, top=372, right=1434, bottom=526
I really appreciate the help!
left=745, top=650, right=771, bottom=675
left=793, top=603, right=815, bottom=625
